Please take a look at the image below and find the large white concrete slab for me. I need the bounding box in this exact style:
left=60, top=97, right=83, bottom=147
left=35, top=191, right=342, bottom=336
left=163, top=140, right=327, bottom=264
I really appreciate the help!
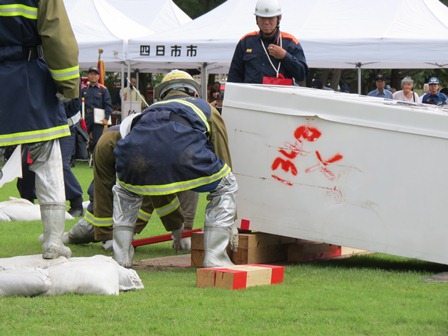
left=223, top=83, right=448, bottom=265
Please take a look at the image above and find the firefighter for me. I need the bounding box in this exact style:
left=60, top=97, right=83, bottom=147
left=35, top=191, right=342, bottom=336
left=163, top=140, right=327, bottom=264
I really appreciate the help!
left=228, top=0, right=308, bottom=84
left=61, top=125, right=191, bottom=252
left=0, top=0, right=79, bottom=259
left=112, top=70, right=238, bottom=268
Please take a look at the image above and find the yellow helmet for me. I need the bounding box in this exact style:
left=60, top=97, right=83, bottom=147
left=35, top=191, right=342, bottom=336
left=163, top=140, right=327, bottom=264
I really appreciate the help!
left=155, top=70, right=201, bottom=100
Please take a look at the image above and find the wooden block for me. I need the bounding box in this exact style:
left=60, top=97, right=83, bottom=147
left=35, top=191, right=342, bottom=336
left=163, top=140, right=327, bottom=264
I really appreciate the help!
left=196, top=264, right=285, bottom=290
left=287, top=241, right=341, bottom=263
left=191, top=232, right=294, bottom=267
left=340, top=247, right=373, bottom=256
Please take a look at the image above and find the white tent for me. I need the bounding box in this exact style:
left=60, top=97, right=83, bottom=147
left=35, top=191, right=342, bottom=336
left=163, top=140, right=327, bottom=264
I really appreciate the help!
left=64, top=0, right=191, bottom=71
left=127, top=0, right=448, bottom=73
left=64, top=0, right=153, bottom=70
left=106, top=0, right=191, bottom=34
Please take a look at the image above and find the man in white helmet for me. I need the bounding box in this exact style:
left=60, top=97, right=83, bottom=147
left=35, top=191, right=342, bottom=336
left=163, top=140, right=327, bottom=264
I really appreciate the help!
left=228, top=0, right=308, bottom=84
left=112, top=70, right=238, bottom=268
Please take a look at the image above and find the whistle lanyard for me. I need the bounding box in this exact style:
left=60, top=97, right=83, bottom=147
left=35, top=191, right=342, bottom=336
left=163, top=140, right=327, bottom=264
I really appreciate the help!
left=260, top=32, right=282, bottom=78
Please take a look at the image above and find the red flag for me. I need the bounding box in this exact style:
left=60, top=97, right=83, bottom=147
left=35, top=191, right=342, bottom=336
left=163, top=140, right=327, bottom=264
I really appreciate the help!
left=97, top=48, right=105, bottom=85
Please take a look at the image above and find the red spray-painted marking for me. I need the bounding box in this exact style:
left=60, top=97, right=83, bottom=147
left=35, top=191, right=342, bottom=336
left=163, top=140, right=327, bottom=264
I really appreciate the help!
left=271, top=175, right=293, bottom=186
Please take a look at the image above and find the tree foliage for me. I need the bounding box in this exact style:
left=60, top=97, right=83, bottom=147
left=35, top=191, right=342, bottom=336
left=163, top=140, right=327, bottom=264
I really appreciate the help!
left=173, top=0, right=225, bottom=19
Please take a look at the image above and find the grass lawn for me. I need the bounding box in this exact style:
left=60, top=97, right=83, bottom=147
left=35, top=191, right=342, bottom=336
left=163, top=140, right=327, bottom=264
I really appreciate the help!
left=0, top=161, right=447, bottom=336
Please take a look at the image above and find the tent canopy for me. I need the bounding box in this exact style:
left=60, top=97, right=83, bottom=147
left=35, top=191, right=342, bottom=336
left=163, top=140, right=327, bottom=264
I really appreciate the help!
left=127, top=0, right=448, bottom=72
left=64, top=0, right=191, bottom=71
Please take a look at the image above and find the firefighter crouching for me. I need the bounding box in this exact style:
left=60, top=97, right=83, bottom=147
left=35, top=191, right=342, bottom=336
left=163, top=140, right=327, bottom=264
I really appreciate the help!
left=112, top=70, right=238, bottom=268
left=0, top=0, right=79, bottom=259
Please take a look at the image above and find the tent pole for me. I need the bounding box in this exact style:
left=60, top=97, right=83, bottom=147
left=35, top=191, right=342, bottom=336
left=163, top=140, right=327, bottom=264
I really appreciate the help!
left=357, top=63, right=362, bottom=94
left=201, top=63, right=208, bottom=99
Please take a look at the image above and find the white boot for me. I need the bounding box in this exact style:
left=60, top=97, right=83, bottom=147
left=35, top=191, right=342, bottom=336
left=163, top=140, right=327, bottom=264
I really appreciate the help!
left=41, top=203, right=72, bottom=259
left=63, top=218, right=96, bottom=244
left=203, top=227, right=234, bottom=268
left=113, top=227, right=134, bottom=268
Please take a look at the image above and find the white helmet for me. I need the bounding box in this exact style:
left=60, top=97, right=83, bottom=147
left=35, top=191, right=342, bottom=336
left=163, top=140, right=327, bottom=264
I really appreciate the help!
left=254, top=0, right=282, bottom=18
left=155, top=69, right=201, bottom=100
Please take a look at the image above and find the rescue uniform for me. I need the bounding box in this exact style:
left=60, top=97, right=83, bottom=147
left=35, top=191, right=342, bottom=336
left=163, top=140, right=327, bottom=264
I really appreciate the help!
left=112, top=91, right=237, bottom=268
left=64, top=127, right=187, bottom=244
left=228, top=30, right=308, bottom=84
left=81, top=82, right=112, bottom=152
left=0, top=0, right=79, bottom=259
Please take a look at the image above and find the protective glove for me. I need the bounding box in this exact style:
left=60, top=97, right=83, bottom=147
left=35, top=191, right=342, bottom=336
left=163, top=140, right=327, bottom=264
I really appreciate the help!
left=171, top=224, right=184, bottom=252
left=230, top=223, right=239, bottom=252
left=56, top=92, right=72, bottom=103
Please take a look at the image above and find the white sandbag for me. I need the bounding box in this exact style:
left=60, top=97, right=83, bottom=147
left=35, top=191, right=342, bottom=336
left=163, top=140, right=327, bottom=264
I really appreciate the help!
left=45, top=256, right=120, bottom=296
left=0, top=268, right=51, bottom=297
left=118, top=267, right=144, bottom=291
left=0, top=197, right=74, bottom=222
left=0, top=254, right=68, bottom=271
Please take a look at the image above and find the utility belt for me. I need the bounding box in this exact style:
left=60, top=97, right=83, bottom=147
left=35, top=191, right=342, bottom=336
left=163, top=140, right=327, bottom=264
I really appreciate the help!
left=170, top=113, right=192, bottom=128
left=67, top=112, right=81, bottom=127
left=0, top=45, right=43, bottom=61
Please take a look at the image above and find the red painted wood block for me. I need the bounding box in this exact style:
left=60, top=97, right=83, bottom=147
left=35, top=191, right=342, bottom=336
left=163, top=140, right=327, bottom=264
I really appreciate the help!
left=196, top=264, right=285, bottom=290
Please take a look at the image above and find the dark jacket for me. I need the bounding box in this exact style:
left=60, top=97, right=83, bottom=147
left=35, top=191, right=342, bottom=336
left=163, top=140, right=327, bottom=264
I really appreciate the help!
left=228, top=29, right=308, bottom=84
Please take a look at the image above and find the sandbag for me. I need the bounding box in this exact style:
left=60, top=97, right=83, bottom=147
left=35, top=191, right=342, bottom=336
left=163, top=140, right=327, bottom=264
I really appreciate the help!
left=0, top=254, right=67, bottom=271
left=0, top=197, right=74, bottom=222
left=45, top=256, right=120, bottom=296
left=0, top=268, right=51, bottom=297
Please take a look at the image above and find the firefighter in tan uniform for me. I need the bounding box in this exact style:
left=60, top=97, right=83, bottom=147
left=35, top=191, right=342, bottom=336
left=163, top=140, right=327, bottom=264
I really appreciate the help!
left=0, top=0, right=79, bottom=259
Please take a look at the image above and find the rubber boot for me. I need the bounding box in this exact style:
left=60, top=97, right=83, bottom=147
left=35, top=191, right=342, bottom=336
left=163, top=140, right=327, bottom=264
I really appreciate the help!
left=203, top=227, right=234, bottom=267
left=62, top=218, right=96, bottom=244
left=113, top=227, right=135, bottom=268
left=41, top=203, right=72, bottom=259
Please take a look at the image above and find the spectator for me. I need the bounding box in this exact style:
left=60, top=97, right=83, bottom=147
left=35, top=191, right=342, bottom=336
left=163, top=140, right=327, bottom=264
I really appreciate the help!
left=208, top=81, right=222, bottom=109
left=0, top=0, right=79, bottom=259
left=420, top=83, right=430, bottom=103
left=227, top=0, right=308, bottom=84
left=81, top=66, right=112, bottom=153
left=368, top=74, right=393, bottom=99
left=392, top=77, right=419, bottom=103
left=112, top=70, right=238, bottom=268
left=421, top=77, right=447, bottom=106
left=120, top=76, right=146, bottom=111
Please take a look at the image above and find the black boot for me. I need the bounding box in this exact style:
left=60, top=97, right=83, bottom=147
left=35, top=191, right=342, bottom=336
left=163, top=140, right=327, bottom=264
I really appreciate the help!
left=68, top=196, right=84, bottom=217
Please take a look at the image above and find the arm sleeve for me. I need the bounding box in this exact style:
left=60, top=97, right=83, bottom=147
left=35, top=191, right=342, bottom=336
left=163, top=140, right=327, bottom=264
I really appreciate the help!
left=282, top=41, right=308, bottom=83
left=37, top=0, right=80, bottom=99
left=103, top=89, right=113, bottom=119
left=227, top=40, right=245, bottom=83
left=208, top=106, right=232, bottom=169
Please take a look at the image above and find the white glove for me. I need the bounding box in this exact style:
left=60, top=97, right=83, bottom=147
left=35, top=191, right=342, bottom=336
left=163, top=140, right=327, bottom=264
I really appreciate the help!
left=56, top=92, right=72, bottom=103
left=171, top=224, right=184, bottom=252
left=230, top=224, right=239, bottom=252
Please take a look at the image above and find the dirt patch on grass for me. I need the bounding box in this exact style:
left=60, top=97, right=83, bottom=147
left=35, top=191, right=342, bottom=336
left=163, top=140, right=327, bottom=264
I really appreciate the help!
left=133, top=254, right=192, bottom=271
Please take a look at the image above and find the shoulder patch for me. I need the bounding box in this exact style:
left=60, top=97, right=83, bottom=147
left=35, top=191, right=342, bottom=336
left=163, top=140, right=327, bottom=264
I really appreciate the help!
left=241, top=31, right=259, bottom=40
left=280, top=31, right=299, bottom=44
left=98, top=83, right=107, bottom=89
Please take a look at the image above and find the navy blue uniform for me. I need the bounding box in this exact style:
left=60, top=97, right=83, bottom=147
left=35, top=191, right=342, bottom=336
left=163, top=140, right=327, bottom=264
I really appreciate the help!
left=81, top=83, right=112, bottom=151
left=115, top=95, right=231, bottom=195
left=228, top=30, right=308, bottom=84
left=422, top=92, right=447, bottom=106
left=0, top=0, right=79, bottom=146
